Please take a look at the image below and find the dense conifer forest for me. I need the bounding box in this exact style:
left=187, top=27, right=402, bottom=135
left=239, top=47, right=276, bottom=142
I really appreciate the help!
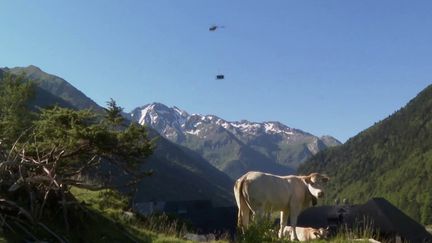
left=299, top=85, right=432, bottom=224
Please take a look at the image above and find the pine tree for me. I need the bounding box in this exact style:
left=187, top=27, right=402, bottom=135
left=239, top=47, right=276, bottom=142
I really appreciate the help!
left=1, top=96, right=154, bottom=229
left=104, top=98, right=124, bottom=126
left=0, top=73, right=35, bottom=147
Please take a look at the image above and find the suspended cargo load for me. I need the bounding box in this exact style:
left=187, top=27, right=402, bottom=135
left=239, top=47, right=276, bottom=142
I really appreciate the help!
left=216, top=74, right=224, bottom=80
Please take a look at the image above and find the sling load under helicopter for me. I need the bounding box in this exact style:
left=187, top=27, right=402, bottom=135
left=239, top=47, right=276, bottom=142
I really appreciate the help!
left=209, top=25, right=226, bottom=79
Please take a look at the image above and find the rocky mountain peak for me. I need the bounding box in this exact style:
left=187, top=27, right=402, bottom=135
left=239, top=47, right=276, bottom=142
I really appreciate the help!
left=128, top=102, right=341, bottom=178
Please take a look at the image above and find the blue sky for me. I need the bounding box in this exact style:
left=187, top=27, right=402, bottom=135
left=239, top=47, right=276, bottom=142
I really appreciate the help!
left=1, top=1, right=431, bottom=142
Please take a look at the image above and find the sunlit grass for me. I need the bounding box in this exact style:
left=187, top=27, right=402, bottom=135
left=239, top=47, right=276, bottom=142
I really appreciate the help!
left=426, top=225, right=432, bottom=234
left=70, top=187, right=218, bottom=243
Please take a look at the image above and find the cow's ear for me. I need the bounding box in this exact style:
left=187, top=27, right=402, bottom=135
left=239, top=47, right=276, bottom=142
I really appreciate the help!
left=304, top=176, right=312, bottom=184
left=322, top=176, right=330, bottom=183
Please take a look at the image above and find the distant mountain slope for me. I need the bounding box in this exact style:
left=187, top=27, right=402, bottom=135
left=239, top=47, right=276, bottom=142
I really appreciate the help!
left=0, top=67, right=74, bottom=109
left=2, top=65, right=102, bottom=111
left=298, top=84, right=432, bottom=224
left=0, top=65, right=235, bottom=206
left=130, top=103, right=341, bottom=179
left=135, top=130, right=234, bottom=205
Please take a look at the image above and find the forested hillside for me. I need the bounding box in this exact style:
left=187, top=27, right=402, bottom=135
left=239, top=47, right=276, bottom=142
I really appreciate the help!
left=299, top=84, right=432, bottom=224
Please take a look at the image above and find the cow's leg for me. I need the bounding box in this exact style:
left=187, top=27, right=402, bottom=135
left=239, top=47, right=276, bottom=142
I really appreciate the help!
left=289, top=204, right=302, bottom=241
left=241, top=208, right=251, bottom=231
left=254, top=208, right=266, bottom=223
left=264, top=210, right=271, bottom=222
left=278, top=210, right=289, bottom=238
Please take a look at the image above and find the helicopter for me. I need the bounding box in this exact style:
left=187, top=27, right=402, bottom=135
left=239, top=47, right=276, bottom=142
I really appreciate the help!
left=209, top=25, right=225, bottom=31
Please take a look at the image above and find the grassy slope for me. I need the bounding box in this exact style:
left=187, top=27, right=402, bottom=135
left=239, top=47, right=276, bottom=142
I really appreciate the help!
left=1, top=189, right=146, bottom=242
left=69, top=187, right=195, bottom=243
left=0, top=187, right=382, bottom=243
left=70, top=187, right=233, bottom=243
left=0, top=188, right=199, bottom=242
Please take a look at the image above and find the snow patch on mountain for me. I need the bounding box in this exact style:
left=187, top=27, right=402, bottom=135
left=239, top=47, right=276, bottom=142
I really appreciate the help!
left=132, top=103, right=304, bottom=138
left=138, top=105, right=157, bottom=124
left=129, top=103, right=341, bottom=151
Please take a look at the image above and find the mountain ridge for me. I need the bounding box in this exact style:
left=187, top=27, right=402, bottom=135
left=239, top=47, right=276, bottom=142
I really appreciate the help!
left=129, top=102, right=341, bottom=179
left=2, top=65, right=102, bottom=112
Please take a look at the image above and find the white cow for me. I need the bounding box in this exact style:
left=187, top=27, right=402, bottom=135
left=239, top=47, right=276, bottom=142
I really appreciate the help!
left=234, top=171, right=329, bottom=240
left=282, top=226, right=330, bottom=241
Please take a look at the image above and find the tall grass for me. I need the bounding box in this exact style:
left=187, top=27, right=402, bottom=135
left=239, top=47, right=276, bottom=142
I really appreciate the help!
left=237, top=217, right=378, bottom=243
left=134, top=213, right=190, bottom=237
left=237, top=219, right=277, bottom=243
left=335, top=218, right=379, bottom=242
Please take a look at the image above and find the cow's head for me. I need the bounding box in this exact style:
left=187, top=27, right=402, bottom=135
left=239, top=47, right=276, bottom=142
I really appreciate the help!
left=313, top=227, right=330, bottom=239
left=304, top=173, right=329, bottom=199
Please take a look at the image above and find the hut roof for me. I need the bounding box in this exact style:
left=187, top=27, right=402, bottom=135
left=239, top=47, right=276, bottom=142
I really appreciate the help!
left=351, top=198, right=432, bottom=243
left=297, top=198, right=432, bottom=243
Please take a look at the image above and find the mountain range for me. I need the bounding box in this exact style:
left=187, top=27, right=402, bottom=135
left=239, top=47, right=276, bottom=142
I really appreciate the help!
left=129, top=103, right=341, bottom=179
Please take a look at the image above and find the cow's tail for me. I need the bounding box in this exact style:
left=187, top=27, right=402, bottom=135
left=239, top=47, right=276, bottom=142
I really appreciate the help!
left=234, top=175, right=251, bottom=232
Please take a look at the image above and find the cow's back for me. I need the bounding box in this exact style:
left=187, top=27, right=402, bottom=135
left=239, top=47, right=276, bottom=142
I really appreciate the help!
left=242, top=172, right=303, bottom=211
